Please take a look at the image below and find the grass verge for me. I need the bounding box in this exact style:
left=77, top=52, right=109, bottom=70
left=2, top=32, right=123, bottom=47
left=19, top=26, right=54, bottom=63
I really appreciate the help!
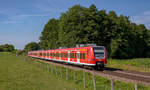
left=107, top=58, right=150, bottom=72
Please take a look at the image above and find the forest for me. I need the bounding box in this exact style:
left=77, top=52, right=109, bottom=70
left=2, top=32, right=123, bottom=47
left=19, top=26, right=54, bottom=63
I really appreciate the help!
left=26, top=4, right=150, bottom=59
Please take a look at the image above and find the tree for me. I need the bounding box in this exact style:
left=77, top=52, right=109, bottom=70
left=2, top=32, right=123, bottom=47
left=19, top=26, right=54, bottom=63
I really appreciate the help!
left=58, top=5, right=86, bottom=47
left=40, top=19, right=59, bottom=49
left=24, top=42, right=40, bottom=53
left=58, top=4, right=100, bottom=47
left=39, top=4, right=150, bottom=59
left=0, top=44, right=15, bottom=52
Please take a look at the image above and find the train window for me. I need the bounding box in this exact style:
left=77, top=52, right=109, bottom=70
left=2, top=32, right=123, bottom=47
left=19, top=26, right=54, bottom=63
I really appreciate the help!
left=63, top=53, right=64, bottom=57
left=72, top=53, right=74, bottom=58
left=72, top=51, right=74, bottom=58
left=80, top=53, right=82, bottom=59
left=70, top=53, right=71, bottom=58
left=72, top=52, right=74, bottom=58
left=87, top=49, right=89, bottom=55
left=59, top=53, right=61, bottom=57
left=93, top=47, right=104, bottom=59
left=57, top=53, right=59, bottom=57
left=83, top=53, right=85, bottom=59
left=66, top=53, right=68, bottom=58
left=70, top=53, right=73, bottom=58
left=54, top=53, right=56, bottom=57
left=75, top=53, right=77, bottom=58
left=64, top=53, right=66, bottom=58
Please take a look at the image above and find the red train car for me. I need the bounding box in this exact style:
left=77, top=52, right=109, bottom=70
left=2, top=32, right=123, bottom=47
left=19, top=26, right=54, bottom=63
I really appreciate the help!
left=28, top=44, right=107, bottom=69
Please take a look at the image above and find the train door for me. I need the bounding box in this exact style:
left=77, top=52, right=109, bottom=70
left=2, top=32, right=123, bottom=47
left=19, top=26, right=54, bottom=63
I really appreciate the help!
left=77, top=51, right=80, bottom=63
left=68, top=51, right=70, bottom=62
left=59, top=51, right=61, bottom=60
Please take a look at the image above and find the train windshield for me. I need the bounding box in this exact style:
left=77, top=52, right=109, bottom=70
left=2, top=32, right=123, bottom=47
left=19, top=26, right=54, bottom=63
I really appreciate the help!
left=93, top=47, right=104, bottom=59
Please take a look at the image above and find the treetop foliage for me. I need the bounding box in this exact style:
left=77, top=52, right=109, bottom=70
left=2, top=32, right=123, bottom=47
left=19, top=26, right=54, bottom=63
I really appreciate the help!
left=24, top=42, right=40, bottom=53
left=0, top=44, right=15, bottom=52
left=39, top=4, right=150, bottom=59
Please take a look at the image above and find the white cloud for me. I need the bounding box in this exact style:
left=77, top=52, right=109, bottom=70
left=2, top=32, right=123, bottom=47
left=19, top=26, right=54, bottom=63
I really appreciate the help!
left=131, top=11, right=150, bottom=29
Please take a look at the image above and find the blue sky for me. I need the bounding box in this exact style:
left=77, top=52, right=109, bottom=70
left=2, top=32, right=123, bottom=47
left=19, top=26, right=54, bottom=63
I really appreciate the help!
left=0, top=0, right=150, bottom=49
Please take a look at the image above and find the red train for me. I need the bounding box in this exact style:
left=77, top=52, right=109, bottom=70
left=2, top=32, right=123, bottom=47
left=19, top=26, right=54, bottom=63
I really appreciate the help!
left=28, top=44, right=107, bottom=70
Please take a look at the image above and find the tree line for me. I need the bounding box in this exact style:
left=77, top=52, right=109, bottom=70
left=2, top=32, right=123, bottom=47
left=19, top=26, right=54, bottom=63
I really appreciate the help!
left=25, top=4, right=150, bottom=59
left=0, top=44, right=15, bottom=52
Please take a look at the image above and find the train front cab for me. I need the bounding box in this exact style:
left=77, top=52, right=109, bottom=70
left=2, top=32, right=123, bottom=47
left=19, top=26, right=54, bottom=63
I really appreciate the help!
left=92, top=46, right=107, bottom=70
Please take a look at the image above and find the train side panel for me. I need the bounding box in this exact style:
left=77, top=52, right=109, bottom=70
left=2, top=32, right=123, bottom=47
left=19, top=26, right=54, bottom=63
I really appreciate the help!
left=28, top=46, right=107, bottom=67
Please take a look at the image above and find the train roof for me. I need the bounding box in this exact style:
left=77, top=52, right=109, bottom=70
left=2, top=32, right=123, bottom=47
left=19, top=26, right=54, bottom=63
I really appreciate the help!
left=28, top=44, right=105, bottom=52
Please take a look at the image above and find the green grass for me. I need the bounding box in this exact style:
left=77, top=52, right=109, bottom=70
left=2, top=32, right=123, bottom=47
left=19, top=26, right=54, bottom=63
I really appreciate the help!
left=0, top=52, right=87, bottom=90
left=0, top=52, right=150, bottom=90
left=107, top=58, right=150, bottom=72
left=28, top=57, right=150, bottom=90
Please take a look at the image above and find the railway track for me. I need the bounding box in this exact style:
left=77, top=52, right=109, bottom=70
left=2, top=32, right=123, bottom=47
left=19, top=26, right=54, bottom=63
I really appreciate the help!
left=102, top=69, right=150, bottom=85
left=30, top=57, right=150, bottom=86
